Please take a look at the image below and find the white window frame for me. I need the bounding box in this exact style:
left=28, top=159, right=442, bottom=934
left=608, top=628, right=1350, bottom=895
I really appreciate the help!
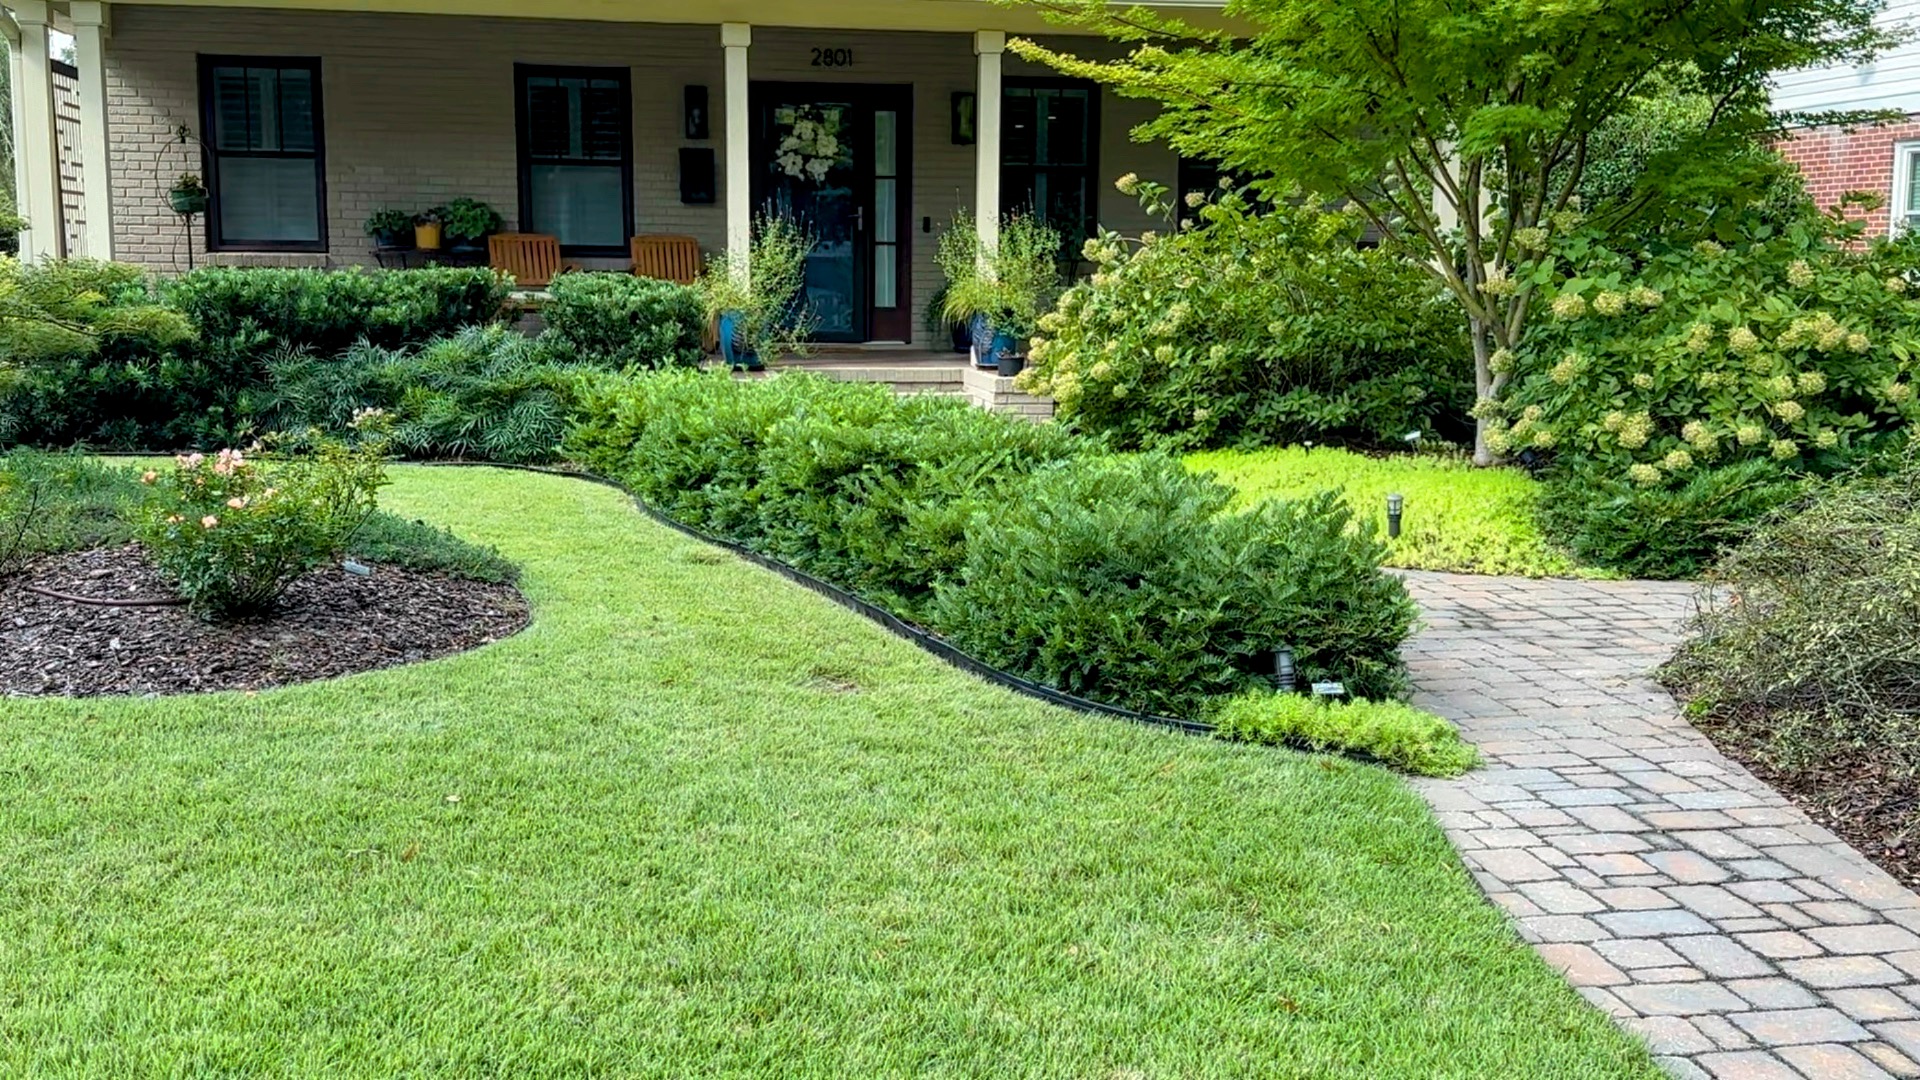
left=1892, top=140, right=1920, bottom=237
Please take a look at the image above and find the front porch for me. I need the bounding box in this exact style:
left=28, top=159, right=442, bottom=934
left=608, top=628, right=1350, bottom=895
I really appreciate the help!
left=4, top=1, right=1193, bottom=350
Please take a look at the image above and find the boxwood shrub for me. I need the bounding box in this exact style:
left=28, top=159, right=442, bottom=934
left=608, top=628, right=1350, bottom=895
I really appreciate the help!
left=567, top=370, right=1416, bottom=719
left=540, top=273, right=705, bottom=370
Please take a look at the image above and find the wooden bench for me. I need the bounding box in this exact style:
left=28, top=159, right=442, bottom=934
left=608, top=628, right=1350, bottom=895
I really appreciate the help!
left=488, top=233, right=573, bottom=290
left=630, top=234, right=703, bottom=285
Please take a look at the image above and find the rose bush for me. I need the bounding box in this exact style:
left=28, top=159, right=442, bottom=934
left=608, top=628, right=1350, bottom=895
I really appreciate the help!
left=136, top=427, right=388, bottom=618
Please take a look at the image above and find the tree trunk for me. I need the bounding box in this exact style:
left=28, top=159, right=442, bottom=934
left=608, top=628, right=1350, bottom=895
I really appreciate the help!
left=1469, top=315, right=1495, bottom=467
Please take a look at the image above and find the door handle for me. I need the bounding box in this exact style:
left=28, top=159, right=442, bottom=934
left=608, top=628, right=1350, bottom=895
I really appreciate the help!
left=855, top=207, right=866, bottom=233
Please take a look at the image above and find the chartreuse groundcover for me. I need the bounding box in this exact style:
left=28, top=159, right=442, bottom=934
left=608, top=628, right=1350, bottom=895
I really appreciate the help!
left=0, top=467, right=1659, bottom=1078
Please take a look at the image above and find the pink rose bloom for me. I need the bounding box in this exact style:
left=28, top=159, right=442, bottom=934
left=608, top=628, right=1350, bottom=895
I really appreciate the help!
left=200, top=515, right=219, bottom=529
left=140, top=470, right=158, bottom=485
left=225, top=496, right=247, bottom=509
left=179, top=452, right=205, bottom=469
left=165, top=514, right=182, bottom=525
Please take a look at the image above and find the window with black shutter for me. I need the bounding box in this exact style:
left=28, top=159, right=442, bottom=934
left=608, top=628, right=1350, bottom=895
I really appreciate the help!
left=516, top=65, right=633, bottom=255
left=198, top=55, right=326, bottom=252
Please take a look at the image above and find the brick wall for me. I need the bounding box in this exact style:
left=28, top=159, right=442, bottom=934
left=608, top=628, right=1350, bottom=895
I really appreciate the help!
left=1775, top=117, right=1920, bottom=238
left=102, top=7, right=1176, bottom=346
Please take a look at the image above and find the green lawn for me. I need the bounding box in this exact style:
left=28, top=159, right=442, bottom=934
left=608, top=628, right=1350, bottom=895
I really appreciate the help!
left=0, top=467, right=1658, bottom=1078
left=1187, top=445, right=1593, bottom=577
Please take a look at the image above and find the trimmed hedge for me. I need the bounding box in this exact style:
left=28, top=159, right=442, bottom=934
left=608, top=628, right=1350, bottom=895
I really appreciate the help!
left=0, top=266, right=512, bottom=450
left=540, top=273, right=704, bottom=370
left=567, top=370, right=1417, bottom=718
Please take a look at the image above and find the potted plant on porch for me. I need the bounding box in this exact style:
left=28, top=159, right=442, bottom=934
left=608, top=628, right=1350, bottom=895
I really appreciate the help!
left=925, top=284, right=972, bottom=354
left=414, top=206, right=445, bottom=252
left=364, top=208, right=414, bottom=251
left=934, top=211, right=1064, bottom=377
left=168, top=174, right=208, bottom=215
left=696, top=215, right=815, bottom=372
left=441, top=197, right=502, bottom=256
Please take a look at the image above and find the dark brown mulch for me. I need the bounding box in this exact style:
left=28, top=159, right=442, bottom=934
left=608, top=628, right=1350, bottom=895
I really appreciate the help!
left=1691, top=705, right=1920, bottom=890
left=1, top=545, right=529, bottom=698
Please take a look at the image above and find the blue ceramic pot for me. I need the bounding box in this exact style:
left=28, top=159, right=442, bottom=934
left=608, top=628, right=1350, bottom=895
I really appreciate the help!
left=718, top=311, right=763, bottom=371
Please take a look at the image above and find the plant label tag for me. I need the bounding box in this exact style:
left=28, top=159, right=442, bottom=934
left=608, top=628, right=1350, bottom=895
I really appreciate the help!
left=1310, top=681, right=1347, bottom=697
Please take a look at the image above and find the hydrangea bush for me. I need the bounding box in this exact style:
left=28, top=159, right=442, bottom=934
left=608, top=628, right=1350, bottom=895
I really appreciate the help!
left=1014, top=180, right=1468, bottom=451
left=1500, top=216, right=1920, bottom=484
left=136, top=426, right=388, bottom=618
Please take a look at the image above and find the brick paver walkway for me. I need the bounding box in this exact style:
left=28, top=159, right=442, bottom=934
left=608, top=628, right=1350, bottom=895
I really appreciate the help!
left=1402, top=571, right=1920, bottom=1080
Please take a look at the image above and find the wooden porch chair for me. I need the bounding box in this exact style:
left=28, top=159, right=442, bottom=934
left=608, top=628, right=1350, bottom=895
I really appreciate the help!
left=488, top=233, right=574, bottom=290
left=630, top=234, right=703, bottom=285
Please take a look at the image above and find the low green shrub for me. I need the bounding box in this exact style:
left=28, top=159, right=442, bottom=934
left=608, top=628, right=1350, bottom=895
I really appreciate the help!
left=1188, top=445, right=1581, bottom=577
left=1537, top=458, right=1805, bottom=580
left=0, top=450, right=142, bottom=573
left=541, top=274, right=705, bottom=370
left=136, top=437, right=387, bottom=618
left=931, top=454, right=1416, bottom=717
left=569, top=374, right=1417, bottom=722
left=1664, top=449, right=1920, bottom=777
left=345, top=510, right=518, bottom=585
left=1210, top=691, right=1478, bottom=777
left=0, top=265, right=512, bottom=450
left=1017, top=185, right=1469, bottom=452
left=263, top=326, right=590, bottom=464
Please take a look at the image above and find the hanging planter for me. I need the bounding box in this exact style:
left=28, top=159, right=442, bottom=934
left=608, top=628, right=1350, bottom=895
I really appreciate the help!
left=168, top=174, right=208, bottom=215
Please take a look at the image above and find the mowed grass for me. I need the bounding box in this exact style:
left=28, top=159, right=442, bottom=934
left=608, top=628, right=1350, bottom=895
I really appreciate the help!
left=1187, top=445, right=1592, bottom=577
left=0, top=467, right=1658, bottom=1078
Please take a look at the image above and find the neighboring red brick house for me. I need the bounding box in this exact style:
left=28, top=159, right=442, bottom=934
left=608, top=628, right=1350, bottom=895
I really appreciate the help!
left=1773, top=1, right=1920, bottom=236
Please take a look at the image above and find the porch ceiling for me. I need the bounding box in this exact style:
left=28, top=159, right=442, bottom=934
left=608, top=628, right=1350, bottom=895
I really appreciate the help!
left=110, top=0, right=1235, bottom=35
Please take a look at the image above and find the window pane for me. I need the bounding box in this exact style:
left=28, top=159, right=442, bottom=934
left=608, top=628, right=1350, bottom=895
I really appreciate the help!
left=526, top=81, right=573, bottom=159
left=580, top=83, right=625, bottom=160
left=874, top=244, right=897, bottom=309
left=874, top=110, right=897, bottom=176
left=277, top=68, right=315, bottom=152
left=875, top=178, right=897, bottom=244
left=1907, top=150, right=1920, bottom=214
left=530, top=164, right=625, bottom=248
left=1041, top=89, right=1089, bottom=167
left=212, top=68, right=245, bottom=150
left=217, top=157, right=319, bottom=242
left=1003, top=90, right=1038, bottom=165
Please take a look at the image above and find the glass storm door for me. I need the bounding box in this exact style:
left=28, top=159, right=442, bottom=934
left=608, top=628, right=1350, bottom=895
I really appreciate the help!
left=752, top=84, right=911, bottom=343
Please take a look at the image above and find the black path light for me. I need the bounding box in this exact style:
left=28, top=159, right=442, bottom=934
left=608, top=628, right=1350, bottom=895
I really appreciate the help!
left=1386, top=493, right=1404, bottom=540
left=1273, top=646, right=1296, bottom=692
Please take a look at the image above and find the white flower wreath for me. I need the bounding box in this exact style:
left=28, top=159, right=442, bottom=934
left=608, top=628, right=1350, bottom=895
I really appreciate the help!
left=774, top=105, right=851, bottom=184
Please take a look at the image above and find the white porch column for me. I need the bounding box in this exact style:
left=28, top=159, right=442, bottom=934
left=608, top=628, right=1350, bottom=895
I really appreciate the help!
left=973, top=31, right=1005, bottom=257
left=70, top=0, right=112, bottom=260
left=13, top=0, right=61, bottom=262
left=722, top=22, right=751, bottom=280
left=0, top=11, right=30, bottom=260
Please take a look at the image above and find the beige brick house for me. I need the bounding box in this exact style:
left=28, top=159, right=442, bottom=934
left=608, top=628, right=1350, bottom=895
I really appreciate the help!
left=5, top=0, right=1227, bottom=347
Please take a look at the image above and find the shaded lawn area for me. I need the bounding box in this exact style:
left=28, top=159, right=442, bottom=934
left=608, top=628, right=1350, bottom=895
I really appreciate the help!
left=0, top=467, right=1658, bottom=1078
left=1188, top=445, right=1592, bottom=578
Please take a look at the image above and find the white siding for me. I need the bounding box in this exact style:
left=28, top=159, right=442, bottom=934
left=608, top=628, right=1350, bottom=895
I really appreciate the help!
left=1773, top=0, right=1920, bottom=115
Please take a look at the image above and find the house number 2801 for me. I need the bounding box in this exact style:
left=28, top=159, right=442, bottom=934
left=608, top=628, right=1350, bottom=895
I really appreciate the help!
left=811, top=47, right=854, bottom=68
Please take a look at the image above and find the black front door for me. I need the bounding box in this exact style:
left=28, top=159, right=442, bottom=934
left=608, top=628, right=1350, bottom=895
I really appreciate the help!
left=751, top=83, right=911, bottom=344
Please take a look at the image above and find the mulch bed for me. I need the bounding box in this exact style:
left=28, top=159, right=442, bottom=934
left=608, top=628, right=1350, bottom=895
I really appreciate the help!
left=1691, top=706, right=1920, bottom=890
left=1, top=545, right=529, bottom=698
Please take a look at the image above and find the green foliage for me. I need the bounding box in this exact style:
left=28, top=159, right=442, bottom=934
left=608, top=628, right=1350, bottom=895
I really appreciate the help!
left=540, top=273, right=704, bottom=370
left=0, top=257, right=191, bottom=362
left=1211, top=691, right=1478, bottom=777
left=1665, top=449, right=1920, bottom=777
left=936, top=211, right=1065, bottom=341
left=0, top=450, right=141, bottom=574
left=568, top=374, right=1415, bottom=718
left=1538, top=458, right=1805, bottom=580
left=1188, top=445, right=1581, bottom=576
left=697, top=215, right=814, bottom=361
left=931, top=454, right=1416, bottom=717
left=1502, top=217, right=1920, bottom=480
left=440, top=197, right=502, bottom=243
left=1022, top=187, right=1469, bottom=451
left=363, top=208, right=414, bottom=239
left=262, top=326, right=591, bottom=464
left=342, top=509, right=518, bottom=585
left=0, top=265, right=511, bottom=449
left=135, top=436, right=389, bottom=618
left=1014, top=0, right=1893, bottom=457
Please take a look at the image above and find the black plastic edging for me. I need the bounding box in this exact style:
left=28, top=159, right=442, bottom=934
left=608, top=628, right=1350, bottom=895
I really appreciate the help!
left=422, top=460, right=1216, bottom=738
